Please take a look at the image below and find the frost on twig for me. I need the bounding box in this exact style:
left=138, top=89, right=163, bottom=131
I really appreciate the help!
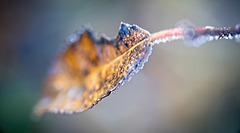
left=151, top=23, right=240, bottom=47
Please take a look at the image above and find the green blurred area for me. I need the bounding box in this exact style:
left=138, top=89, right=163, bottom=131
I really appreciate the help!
left=0, top=0, right=240, bottom=133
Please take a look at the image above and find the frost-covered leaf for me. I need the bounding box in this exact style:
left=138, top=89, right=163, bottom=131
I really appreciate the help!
left=34, top=21, right=240, bottom=116
left=34, top=23, right=153, bottom=115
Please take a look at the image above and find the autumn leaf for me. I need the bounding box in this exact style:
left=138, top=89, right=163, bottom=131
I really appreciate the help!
left=34, top=22, right=240, bottom=116
left=34, top=23, right=153, bottom=115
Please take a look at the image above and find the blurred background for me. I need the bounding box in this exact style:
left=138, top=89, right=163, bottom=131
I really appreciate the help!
left=0, top=0, right=240, bottom=133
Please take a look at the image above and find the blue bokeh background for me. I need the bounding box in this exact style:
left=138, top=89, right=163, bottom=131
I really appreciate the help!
left=0, top=0, right=240, bottom=133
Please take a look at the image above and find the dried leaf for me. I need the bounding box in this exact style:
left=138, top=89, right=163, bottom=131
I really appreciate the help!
left=34, top=21, right=240, bottom=116
left=34, top=23, right=153, bottom=115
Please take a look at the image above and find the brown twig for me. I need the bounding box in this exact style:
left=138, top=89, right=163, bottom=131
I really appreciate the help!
left=151, top=24, right=240, bottom=47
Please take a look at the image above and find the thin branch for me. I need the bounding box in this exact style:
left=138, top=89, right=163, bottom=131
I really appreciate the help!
left=151, top=24, right=240, bottom=47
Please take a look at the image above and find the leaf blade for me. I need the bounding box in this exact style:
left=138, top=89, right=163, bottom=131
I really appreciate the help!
left=34, top=23, right=153, bottom=116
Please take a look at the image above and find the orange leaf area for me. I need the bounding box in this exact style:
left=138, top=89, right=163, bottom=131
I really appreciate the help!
left=34, top=23, right=153, bottom=115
